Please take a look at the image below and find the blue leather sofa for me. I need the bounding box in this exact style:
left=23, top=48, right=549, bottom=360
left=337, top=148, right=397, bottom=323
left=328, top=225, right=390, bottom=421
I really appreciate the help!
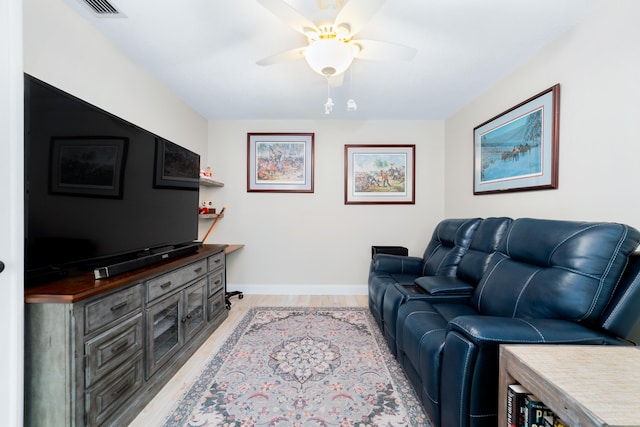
left=369, top=217, right=640, bottom=427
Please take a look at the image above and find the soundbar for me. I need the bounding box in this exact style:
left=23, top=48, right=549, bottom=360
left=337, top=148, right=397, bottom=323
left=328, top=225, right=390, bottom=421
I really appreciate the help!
left=94, top=242, right=201, bottom=279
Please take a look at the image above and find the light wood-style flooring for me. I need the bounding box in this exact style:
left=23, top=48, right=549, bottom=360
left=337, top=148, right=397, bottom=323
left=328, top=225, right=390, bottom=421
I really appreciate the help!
left=128, top=294, right=369, bottom=426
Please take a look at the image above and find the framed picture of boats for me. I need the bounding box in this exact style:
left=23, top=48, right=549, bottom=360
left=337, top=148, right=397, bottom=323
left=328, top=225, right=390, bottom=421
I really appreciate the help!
left=473, top=84, right=560, bottom=195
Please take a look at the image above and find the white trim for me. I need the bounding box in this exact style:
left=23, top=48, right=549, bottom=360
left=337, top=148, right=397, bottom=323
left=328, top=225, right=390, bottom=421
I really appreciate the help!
left=226, top=283, right=368, bottom=295
left=0, top=0, right=24, bottom=425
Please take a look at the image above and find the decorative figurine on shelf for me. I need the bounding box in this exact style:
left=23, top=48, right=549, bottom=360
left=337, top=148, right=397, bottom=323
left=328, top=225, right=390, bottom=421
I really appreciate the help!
left=200, top=167, right=214, bottom=178
left=207, top=201, right=216, bottom=214
left=199, top=202, right=209, bottom=215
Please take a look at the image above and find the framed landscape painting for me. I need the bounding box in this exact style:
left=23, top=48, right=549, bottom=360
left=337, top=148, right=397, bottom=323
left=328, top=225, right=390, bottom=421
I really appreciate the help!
left=247, top=133, right=314, bottom=193
left=344, top=144, right=415, bottom=205
left=473, top=84, right=560, bottom=195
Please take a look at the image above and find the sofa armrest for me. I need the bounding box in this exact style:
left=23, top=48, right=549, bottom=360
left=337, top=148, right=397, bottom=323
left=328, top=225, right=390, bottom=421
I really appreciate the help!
left=447, top=315, right=625, bottom=348
left=415, top=276, right=475, bottom=295
left=372, top=254, right=423, bottom=274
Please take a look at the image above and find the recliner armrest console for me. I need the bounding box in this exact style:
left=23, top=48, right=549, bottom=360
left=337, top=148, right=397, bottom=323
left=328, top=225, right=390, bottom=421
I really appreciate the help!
left=415, top=276, right=475, bottom=295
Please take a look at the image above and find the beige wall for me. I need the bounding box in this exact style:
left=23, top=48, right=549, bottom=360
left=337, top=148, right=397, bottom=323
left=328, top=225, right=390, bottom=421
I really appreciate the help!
left=444, top=0, right=640, bottom=228
left=23, top=0, right=208, bottom=157
left=206, top=120, right=445, bottom=292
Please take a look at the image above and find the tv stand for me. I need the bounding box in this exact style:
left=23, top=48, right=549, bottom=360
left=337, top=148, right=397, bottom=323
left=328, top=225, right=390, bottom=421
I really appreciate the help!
left=24, top=244, right=228, bottom=426
left=93, top=242, right=200, bottom=279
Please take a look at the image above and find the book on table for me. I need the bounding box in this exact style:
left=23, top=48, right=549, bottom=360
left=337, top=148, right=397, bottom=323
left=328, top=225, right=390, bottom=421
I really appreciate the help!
left=507, top=383, right=529, bottom=427
left=524, top=394, right=554, bottom=427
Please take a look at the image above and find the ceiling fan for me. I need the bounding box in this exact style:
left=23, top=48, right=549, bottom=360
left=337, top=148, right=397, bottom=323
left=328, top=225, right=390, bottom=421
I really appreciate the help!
left=256, top=0, right=417, bottom=82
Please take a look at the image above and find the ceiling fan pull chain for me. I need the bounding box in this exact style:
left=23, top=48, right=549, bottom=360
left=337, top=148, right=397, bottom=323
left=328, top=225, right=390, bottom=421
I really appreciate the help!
left=324, top=77, right=334, bottom=115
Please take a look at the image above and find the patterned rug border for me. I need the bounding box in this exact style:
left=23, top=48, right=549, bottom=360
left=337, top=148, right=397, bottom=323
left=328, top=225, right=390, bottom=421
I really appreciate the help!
left=162, top=306, right=430, bottom=426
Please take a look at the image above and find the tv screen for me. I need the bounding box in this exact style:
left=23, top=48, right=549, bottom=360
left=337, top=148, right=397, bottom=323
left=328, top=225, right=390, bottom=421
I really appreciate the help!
left=24, top=74, right=200, bottom=284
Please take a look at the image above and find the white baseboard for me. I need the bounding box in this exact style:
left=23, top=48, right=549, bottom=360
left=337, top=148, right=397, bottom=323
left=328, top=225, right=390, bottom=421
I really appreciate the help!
left=226, top=283, right=368, bottom=295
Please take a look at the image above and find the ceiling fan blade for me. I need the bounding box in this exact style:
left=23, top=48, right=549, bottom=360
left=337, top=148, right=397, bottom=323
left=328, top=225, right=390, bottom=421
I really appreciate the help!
left=256, top=46, right=307, bottom=66
left=334, top=0, right=385, bottom=37
left=256, top=0, right=319, bottom=36
left=353, top=39, right=417, bottom=61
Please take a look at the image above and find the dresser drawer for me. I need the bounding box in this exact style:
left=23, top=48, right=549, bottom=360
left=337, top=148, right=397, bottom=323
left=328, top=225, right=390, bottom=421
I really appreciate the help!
left=85, top=284, right=143, bottom=334
left=85, top=313, right=143, bottom=387
left=146, top=259, right=207, bottom=302
left=207, top=288, right=227, bottom=322
left=208, top=250, right=225, bottom=272
left=85, top=356, right=144, bottom=427
left=207, top=269, right=225, bottom=297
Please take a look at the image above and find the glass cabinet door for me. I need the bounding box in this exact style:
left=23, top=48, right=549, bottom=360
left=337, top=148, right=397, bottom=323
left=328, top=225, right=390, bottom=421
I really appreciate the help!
left=145, top=293, right=182, bottom=379
left=184, top=279, right=206, bottom=340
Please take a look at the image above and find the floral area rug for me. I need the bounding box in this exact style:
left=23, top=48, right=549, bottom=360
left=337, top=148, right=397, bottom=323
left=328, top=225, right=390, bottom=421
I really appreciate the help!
left=163, top=307, right=430, bottom=427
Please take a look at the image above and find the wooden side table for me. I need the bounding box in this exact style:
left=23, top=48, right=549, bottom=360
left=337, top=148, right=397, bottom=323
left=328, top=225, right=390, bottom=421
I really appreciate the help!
left=499, top=345, right=640, bottom=427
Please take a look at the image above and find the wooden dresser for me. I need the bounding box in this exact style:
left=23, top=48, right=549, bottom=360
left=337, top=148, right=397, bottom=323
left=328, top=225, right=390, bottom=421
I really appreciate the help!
left=24, top=244, right=228, bottom=427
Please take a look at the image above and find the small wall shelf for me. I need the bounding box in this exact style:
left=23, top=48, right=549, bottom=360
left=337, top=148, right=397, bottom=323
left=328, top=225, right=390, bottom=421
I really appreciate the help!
left=199, top=213, right=224, bottom=220
left=200, top=177, right=224, bottom=187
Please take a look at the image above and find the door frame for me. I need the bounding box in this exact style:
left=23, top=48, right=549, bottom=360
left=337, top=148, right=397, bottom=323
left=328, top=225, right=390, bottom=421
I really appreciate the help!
left=0, top=0, right=25, bottom=425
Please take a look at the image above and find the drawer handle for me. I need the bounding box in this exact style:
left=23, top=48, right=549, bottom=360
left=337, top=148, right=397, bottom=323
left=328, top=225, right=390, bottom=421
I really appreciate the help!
left=111, top=381, right=130, bottom=397
left=110, top=302, right=127, bottom=312
left=214, top=280, right=221, bottom=285
left=160, top=281, right=172, bottom=289
left=194, top=267, right=203, bottom=273
left=111, top=339, right=129, bottom=354
left=213, top=259, right=221, bottom=264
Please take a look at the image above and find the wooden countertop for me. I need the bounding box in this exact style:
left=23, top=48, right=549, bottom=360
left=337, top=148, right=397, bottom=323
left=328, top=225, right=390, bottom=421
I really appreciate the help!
left=499, top=345, right=640, bottom=427
left=225, top=244, right=245, bottom=254
left=24, top=244, right=227, bottom=304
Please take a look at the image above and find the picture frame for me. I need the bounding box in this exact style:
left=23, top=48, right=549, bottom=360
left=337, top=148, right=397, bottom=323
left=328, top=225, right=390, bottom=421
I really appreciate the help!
left=247, top=133, right=314, bottom=193
left=154, top=138, right=200, bottom=190
left=49, top=136, right=128, bottom=198
left=473, top=84, right=560, bottom=195
left=344, top=144, right=415, bottom=205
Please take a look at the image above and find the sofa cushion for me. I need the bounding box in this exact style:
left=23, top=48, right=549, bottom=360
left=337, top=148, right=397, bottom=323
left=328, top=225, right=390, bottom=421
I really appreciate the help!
left=421, top=218, right=482, bottom=276
left=456, top=217, right=512, bottom=285
left=471, top=218, right=640, bottom=323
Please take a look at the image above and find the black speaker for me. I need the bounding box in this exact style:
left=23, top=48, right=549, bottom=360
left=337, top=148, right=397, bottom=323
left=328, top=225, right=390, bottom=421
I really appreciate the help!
left=371, top=245, right=408, bottom=259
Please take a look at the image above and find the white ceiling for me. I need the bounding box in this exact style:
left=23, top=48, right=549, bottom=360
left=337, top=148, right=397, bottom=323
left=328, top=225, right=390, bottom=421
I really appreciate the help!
left=63, top=0, right=600, bottom=120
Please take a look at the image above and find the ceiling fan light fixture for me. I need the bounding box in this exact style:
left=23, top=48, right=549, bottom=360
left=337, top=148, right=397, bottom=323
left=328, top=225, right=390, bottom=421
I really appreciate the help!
left=335, top=23, right=351, bottom=38
left=304, top=38, right=355, bottom=77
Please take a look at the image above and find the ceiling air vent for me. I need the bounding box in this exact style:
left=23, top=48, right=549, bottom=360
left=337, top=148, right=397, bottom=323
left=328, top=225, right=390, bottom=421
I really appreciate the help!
left=81, top=0, right=123, bottom=16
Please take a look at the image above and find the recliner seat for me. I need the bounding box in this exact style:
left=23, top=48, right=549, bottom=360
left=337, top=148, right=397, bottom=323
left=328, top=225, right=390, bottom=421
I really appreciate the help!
left=368, top=217, right=481, bottom=331
left=382, top=217, right=512, bottom=355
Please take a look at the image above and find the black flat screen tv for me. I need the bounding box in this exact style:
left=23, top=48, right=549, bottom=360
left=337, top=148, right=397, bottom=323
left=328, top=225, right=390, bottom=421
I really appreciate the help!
left=24, top=74, right=201, bottom=285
